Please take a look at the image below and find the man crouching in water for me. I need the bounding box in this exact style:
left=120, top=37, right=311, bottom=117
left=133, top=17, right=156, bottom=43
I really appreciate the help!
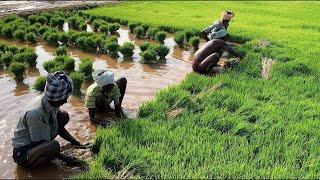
left=12, top=71, right=84, bottom=169
left=192, top=39, right=245, bottom=76
left=85, top=70, right=127, bottom=125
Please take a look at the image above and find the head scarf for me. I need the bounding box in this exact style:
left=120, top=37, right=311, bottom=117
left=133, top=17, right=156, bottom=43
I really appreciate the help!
left=92, top=70, right=115, bottom=87
left=220, top=10, right=235, bottom=21
left=44, top=71, right=73, bottom=101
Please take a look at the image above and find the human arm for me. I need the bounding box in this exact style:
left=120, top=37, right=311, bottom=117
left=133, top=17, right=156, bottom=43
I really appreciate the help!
left=223, top=44, right=245, bottom=58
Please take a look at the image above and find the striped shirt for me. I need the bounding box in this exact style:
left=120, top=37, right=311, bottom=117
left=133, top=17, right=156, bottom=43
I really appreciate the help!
left=85, top=83, right=121, bottom=109
left=12, top=96, right=59, bottom=148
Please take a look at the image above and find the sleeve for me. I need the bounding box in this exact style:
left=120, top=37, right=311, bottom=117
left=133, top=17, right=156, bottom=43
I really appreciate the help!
left=209, top=27, right=227, bottom=39
left=112, top=85, right=121, bottom=106
left=26, top=111, right=51, bottom=142
left=202, top=21, right=220, bottom=34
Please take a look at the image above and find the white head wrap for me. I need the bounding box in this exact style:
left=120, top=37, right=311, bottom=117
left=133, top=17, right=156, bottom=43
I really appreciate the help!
left=92, top=70, right=115, bottom=87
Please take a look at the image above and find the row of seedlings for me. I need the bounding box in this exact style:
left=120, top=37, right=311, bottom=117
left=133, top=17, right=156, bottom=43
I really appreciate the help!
left=139, top=42, right=170, bottom=64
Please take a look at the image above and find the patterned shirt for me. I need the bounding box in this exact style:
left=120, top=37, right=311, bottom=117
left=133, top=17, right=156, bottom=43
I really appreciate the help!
left=85, top=83, right=121, bottom=109
left=12, top=96, right=59, bottom=148
left=203, top=20, right=228, bottom=40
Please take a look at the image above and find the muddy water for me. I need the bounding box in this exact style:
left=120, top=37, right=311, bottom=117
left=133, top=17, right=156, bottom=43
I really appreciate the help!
left=0, top=27, right=194, bottom=179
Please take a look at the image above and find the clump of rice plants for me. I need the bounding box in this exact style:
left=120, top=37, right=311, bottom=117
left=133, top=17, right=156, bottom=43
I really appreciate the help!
left=134, top=26, right=144, bottom=39
left=2, top=25, right=14, bottom=38
left=108, top=23, right=120, bottom=34
left=43, top=30, right=60, bottom=46
left=1, top=52, right=13, bottom=67
left=38, top=26, right=49, bottom=35
left=70, top=72, right=84, bottom=94
left=13, top=29, right=26, bottom=41
left=50, top=16, right=65, bottom=28
left=146, top=27, right=159, bottom=39
left=28, top=15, right=38, bottom=24
left=75, top=35, right=97, bottom=52
left=184, top=30, right=195, bottom=42
left=142, top=24, right=150, bottom=34
left=79, top=22, right=87, bottom=31
left=141, top=49, right=157, bottom=63
left=119, top=42, right=135, bottom=59
left=128, top=22, right=139, bottom=33
left=56, top=46, right=68, bottom=56
left=92, top=19, right=105, bottom=31
left=78, top=57, right=93, bottom=80
left=9, top=62, right=28, bottom=82
left=99, top=24, right=109, bottom=35
left=12, top=51, right=37, bottom=66
left=155, top=31, right=166, bottom=43
left=25, top=32, right=36, bottom=43
left=43, top=56, right=75, bottom=73
left=154, top=44, right=170, bottom=60
left=33, top=76, right=47, bottom=92
left=105, top=41, right=119, bottom=58
left=140, top=42, right=150, bottom=52
left=189, top=36, right=200, bottom=50
left=174, top=31, right=185, bottom=47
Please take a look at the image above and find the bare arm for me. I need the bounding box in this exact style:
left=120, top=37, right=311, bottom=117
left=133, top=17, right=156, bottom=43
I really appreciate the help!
left=223, top=45, right=244, bottom=58
left=88, top=108, right=110, bottom=125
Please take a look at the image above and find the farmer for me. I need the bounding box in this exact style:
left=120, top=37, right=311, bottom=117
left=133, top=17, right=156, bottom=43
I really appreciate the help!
left=85, top=70, right=127, bottom=125
left=200, top=10, right=235, bottom=41
left=12, top=71, right=84, bottom=169
left=192, top=39, right=244, bottom=76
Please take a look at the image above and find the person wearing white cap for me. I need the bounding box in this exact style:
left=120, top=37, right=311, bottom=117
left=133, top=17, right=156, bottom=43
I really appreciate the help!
left=201, top=10, right=235, bottom=41
left=85, top=70, right=127, bottom=125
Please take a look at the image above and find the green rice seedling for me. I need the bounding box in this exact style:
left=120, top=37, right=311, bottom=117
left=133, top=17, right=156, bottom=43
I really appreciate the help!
left=13, top=51, right=37, bottom=66
left=119, top=42, right=135, bottom=59
left=105, top=41, right=120, bottom=58
left=13, top=29, right=26, bottom=41
left=0, top=41, right=7, bottom=51
left=142, top=24, right=150, bottom=34
left=128, top=22, right=138, bottom=33
left=108, top=23, right=120, bottom=34
left=79, top=22, right=87, bottom=31
left=25, top=32, right=36, bottom=43
left=28, top=15, right=37, bottom=24
left=184, top=30, right=195, bottom=42
left=141, top=49, right=157, bottom=63
left=67, top=16, right=79, bottom=29
left=2, top=24, right=14, bottom=38
left=92, top=19, right=104, bottom=31
left=37, top=15, right=47, bottom=25
left=146, top=27, right=159, bottom=39
left=56, top=46, right=68, bottom=56
left=154, top=44, right=170, bottom=60
left=43, top=60, right=56, bottom=73
left=107, top=35, right=118, bottom=43
left=6, top=45, right=19, bottom=54
left=189, top=36, right=200, bottom=50
left=63, top=56, right=75, bottom=73
left=174, top=31, right=185, bottom=47
left=70, top=72, right=84, bottom=94
left=38, top=26, right=49, bottom=35
left=78, top=57, right=93, bottom=80
left=140, top=42, right=150, bottom=52
left=58, top=32, right=69, bottom=45
left=33, top=76, right=47, bottom=92
left=50, top=16, right=65, bottom=28
left=9, top=62, right=27, bottom=82
left=120, top=19, right=128, bottom=25
left=25, top=25, right=38, bottom=35
left=134, top=26, right=144, bottom=39
left=43, top=31, right=60, bottom=46
left=1, top=52, right=13, bottom=67
left=155, top=31, right=166, bottom=43
left=99, top=24, right=109, bottom=35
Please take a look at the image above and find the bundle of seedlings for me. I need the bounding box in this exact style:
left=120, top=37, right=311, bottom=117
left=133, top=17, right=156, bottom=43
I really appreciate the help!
left=140, top=42, right=150, bottom=52
left=141, top=49, right=157, bottom=64
left=92, top=19, right=105, bottom=32
left=50, top=15, right=65, bottom=28
left=70, top=71, right=84, bottom=95
left=155, top=31, right=167, bottom=44
left=174, top=31, right=186, bottom=48
left=134, top=26, right=144, bottom=39
left=108, top=23, right=120, bottom=34
left=56, top=46, right=68, bottom=56
left=43, top=55, right=75, bottom=73
left=189, top=36, right=200, bottom=50
left=9, top=62, right=28, bottom=82
left=147, top=27, right=159, bottom=39
left=154, top=44, right=170, bottom=61
left=104, top=36, right=119, bottom=58
left=119, top=42, right=135, bottom=59
left=128, top=22, right=139, bottom=33
left=99, top=24, right=109, bottom=35
left=78, top=57, right=93, bottom=80
left=33, top=76, right=47, bottom=92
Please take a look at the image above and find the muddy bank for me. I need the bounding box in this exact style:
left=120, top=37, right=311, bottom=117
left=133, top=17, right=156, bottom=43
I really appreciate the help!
left=0, top=25, right=193, bottom=179
left=0, top=1, right=118, bottom=17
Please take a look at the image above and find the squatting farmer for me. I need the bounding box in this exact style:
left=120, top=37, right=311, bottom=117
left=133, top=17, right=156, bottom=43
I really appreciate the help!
left=192, top=39, right=245, bottom=76
left=12, top=71, right=85, bottom=169
left=200, top=10, right=235, bottom=41
left=85, top=70, right=127, bottom=125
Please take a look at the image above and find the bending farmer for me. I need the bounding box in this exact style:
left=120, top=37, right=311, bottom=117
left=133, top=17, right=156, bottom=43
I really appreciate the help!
left=12, top=71, right=84, bottom=169
left=201, top=10, right=235, bottom=41
left=192, top=39, right=244, bottom=76
left=85, top=70, right=127, bottom=125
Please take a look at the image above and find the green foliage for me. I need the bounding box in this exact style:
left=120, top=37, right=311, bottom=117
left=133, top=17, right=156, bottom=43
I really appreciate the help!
left=134, top=26, right=144, bottom=39
left=105, top=41, right=119, bottom=58
left=141, top=49, right=157, bottom=63
left=146, top=27, right=158, bottom=39
left=140, top=42, right=150, bottom=52
left=13, top=29, right=26, bottom=41
left=50, top=16, right=65, bottom=28
left=39, top=26, right=49, bottom=35
left=142, top=24, right=150, bottom=33
left=154, top=44, right=170, bottom=60
left=92, top=19, right=104, bottom=31
left=79, top=22, right=87, bottom=31
left=119, top=42, right=135, bottom=59
left=33, top=76, right=47, bottom=92
left=78, top=57, right=93, bottom=79
left=37, top=15, right=47, bottom=24
left=128, top=22, right=139, bottom=33
left=56, top=46, right=68, bottom=56
left=76, top=35, right=97, bottom=52
left=108, top=23, right=120, bottom=34
left=12, top=51, right=37, bottom=65
left=1, top=52, right=13, bottom=67
left=189, top=36, right=200, bottom=49
left=174, top=31, right=185, bottom=47
left=9, top=62, right=27, bottom=82
left=28, top=15, right=37, bottom=24
left=43, top=56, right=75, bottom=73
left=70, top=72, right=84, bottom=94
left=99, top=24, right=109, bottom=34
left=184, top=30, right=195, bottom=42
left=155, top=31, right=166, bottom=43
left=2, top=24, right=14, bottom=38
left=25, top=32, right=36, bottom=43
left=43, top=30, right=60, bottom=46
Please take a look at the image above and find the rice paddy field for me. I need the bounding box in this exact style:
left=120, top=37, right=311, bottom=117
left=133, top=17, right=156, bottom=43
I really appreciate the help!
left=80, top=1, right=320, bottom=179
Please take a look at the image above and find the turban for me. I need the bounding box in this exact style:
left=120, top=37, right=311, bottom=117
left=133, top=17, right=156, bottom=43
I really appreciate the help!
left=92, top=70, right=115, bottom=87
left=44, top=71, right=73, bottom=101
left=220, top=10, right=235, bottom=21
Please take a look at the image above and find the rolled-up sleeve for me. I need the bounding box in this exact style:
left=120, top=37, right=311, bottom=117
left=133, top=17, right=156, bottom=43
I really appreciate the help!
left=26, top=112, right=51, bottom=142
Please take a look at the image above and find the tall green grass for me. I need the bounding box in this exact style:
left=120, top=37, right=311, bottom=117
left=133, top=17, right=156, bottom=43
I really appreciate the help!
left=78, top=2, right=320, bottom=178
